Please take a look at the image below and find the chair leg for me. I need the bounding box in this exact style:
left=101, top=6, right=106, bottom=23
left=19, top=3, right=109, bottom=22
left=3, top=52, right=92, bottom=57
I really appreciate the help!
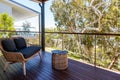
left=4, top=62, right=10, bottom=72
left=39, top=50, right=42, bottom=60
left=22, top=62, right=26, bottom=76
left=39, top=52, right=41, bottom=59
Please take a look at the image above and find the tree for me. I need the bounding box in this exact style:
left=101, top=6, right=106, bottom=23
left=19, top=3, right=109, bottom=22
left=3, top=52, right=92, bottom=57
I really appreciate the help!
left=0, top=13, right=15, bottom=37
left=21, top=21, right=33, bottom=35
left=51, top=0, right=120, bottom=70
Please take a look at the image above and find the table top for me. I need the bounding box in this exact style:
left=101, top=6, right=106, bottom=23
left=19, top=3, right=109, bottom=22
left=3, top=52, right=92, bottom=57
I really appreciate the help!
left=52, top=50, right=68, bottom=54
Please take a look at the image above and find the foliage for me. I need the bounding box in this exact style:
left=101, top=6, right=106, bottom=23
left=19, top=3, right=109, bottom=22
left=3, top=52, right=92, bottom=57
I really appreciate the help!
left=0, top=13, right=15, bottom=37
left=21, top=21, right=33, bottom=35
left=45, top=28, right=62, bottom=48
left=50, top=0, right=120, bottom=71
left=22, top=21, right=31, bottom=31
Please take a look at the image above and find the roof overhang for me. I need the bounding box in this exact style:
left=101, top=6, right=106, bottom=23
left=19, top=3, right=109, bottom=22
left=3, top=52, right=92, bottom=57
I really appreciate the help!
left=0, top=0, right=40, bottom=22
left=31, top=0, right=48, bottom=3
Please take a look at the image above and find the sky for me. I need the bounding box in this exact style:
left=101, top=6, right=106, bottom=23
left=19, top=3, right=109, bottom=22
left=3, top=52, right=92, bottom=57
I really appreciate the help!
left=14, top=0, right=55, bottom=31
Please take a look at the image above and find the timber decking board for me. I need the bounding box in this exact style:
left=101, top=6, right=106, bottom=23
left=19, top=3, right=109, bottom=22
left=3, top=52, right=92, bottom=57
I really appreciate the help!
left=0, top=52, right=119, bottom=80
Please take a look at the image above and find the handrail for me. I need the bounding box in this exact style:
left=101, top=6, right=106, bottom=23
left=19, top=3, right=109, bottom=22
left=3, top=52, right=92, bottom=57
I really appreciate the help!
left=0, top=30, right=119, bottom=36
left=0, top=30, right=39, bottom=33
left=45, top=32, right=120, bottom=36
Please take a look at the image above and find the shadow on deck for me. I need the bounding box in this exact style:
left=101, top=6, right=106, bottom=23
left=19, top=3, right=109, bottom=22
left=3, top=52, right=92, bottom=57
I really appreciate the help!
left=0, top=52, right=120, bottom=80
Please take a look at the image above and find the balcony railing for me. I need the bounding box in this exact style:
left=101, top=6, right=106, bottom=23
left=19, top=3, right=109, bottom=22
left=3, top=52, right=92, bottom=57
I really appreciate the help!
left=0, top=30, right=120, bottom=72
left=45, top=32, right=120, bottom=72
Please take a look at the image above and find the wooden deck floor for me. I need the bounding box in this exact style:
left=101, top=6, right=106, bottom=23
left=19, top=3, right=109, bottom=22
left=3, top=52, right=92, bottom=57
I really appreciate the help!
left=0, top=52, right=120, bottom=80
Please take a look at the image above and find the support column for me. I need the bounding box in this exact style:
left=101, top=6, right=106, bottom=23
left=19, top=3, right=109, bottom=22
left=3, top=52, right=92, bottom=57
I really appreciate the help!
left=39, top=1, right=45, bottom=51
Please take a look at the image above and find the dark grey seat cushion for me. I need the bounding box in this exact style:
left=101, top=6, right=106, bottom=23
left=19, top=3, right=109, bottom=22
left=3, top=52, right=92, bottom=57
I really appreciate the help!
left=16, top=46, right=41, bottom=58
left=2, top=39, right=16, bottom=52
left=14, top=37, right=27, bottom=50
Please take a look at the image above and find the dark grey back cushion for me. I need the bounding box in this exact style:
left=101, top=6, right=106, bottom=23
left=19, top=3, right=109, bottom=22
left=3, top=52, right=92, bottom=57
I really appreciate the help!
left=14, top=37, right=27, bottom=50
left=2, top=39, right=16, bottom=52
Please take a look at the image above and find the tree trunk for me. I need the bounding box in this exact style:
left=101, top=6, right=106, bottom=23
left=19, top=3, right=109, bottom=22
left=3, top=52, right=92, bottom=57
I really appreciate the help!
left=108, top=53, right=120, bottom=69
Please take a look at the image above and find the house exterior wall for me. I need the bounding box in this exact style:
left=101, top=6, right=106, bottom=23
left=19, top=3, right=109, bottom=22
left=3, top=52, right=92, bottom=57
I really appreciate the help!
left=0, top=2, right=12, bottom=16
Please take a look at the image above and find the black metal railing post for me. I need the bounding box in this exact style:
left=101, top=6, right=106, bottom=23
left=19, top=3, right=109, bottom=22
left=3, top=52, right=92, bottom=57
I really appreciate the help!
left=94, top=35, right=97, bottom=67
left=62, top=33, right=64, bottom=50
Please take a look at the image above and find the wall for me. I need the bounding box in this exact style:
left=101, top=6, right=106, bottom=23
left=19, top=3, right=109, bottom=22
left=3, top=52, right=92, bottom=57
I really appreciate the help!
left=0, top=2, right=12, bottom=15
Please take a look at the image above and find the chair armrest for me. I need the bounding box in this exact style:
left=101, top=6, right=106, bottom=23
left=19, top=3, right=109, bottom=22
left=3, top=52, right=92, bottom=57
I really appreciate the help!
left=2, top=51, right=25, bottom=62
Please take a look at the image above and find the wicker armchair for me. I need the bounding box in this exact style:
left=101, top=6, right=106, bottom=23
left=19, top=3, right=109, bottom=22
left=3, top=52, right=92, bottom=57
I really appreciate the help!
left=0, top=37, right=42, bottom=76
